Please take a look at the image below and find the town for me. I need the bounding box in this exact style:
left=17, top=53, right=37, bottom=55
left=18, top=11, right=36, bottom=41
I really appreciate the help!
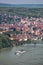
left=0, top=13, right=43, bottom=43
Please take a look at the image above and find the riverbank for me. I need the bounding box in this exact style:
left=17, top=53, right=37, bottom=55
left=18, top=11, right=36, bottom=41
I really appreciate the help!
left=0, top=40, right=43, bottom=51
left=0, top=47, right=12, bottom=52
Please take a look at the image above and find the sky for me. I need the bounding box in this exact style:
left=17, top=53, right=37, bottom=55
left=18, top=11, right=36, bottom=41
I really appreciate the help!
left=0, top=0, right=43, bottom=4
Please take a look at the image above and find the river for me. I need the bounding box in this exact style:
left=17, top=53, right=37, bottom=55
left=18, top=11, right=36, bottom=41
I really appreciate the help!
left=0, top=44, right=43, bottom=65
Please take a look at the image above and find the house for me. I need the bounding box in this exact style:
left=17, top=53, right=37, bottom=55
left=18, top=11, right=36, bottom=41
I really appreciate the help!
left=0, top=28, right=3, bottom=34
left=0, top=31, right=3, bottom=34
left=21, top=18, right=28, bottom=24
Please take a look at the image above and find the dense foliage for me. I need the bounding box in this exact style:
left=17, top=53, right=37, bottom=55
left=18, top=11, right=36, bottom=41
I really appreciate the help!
left=0, top=7, right=43, bottom=17
left=0, top=34, right=11, bottom=49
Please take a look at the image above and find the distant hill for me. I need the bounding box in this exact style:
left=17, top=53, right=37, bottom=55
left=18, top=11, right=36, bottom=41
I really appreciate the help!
left=0, top=3, right=43, bottom=8
left=0, top=3, right=15, bottom=7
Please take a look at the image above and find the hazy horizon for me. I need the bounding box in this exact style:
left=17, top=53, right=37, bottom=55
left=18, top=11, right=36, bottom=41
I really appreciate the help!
left=0, top=0, right=43, bottom=4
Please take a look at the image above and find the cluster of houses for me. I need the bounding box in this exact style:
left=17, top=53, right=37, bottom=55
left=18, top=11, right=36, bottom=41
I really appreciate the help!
left=0, top=14, right=43, bottom=41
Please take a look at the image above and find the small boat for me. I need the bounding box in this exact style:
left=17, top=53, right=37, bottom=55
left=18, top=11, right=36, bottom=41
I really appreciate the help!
left=15, top=49, right=26, bottom=56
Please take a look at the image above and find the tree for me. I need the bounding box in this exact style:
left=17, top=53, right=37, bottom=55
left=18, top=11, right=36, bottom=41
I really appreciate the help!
left=0, top=34, right=11, bottom=48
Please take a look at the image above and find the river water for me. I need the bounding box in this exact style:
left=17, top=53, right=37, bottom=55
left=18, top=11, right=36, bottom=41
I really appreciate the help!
left=0, top=44, right=43, bottom=65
